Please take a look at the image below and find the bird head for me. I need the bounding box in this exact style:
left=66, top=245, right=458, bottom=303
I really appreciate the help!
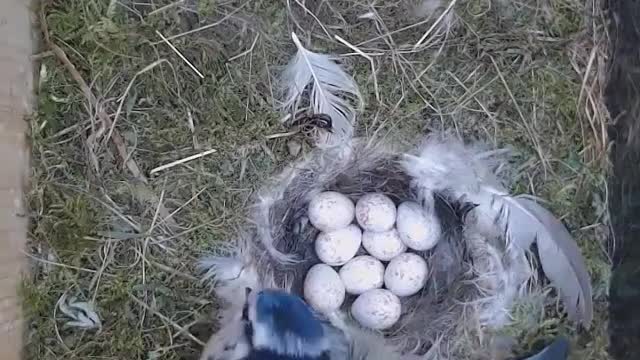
left=243, top=289, right=331, bottom=360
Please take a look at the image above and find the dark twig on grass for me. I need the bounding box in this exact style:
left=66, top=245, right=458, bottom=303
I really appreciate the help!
left=39, top=1, right=178, bottom=230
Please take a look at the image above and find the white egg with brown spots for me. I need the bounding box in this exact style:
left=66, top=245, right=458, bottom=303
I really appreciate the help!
left=308, top=191, right=355, bottom=232
left=362, top=228, right=407, bottom=261
left=355, top=193, right=396, bottom=232
left=315, top=224, right=362, bottom=266
left=351, top=289, right=401, bottom=330
left=384, top=253, right=428, bottom=297
left=339, top=256, right=385, bottom=295
left=304, top=264, right=345, bottom=313
left=396, top=201, right=441, bottom=251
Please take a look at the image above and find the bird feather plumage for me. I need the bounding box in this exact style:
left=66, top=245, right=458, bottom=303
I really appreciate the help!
left=514, top=198, right=593, bottom=325
left=402, top=135, right=593, bottom=327
left=249, top=290, right=330, bottom=357
left=522, top=337, right=569, bottom=360
left=281, top=32, right=362, bottom=144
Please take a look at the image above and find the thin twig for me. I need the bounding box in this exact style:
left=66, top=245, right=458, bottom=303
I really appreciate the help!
left=413, top=0, right=458, bottom=50
left=574, top=41, right=604, bottom=159
left=446, top=71, right=499, bottom=132
left=357, top=17, right=432, bottom=47
left=148, top=0, right=184, bottom=16
left=90, top=241, right=114, bottom=302
left=334, top=35, right=380, bottom=102
left=150, top=260, right=199, bottom=281
left=128, top=294, right=206, bottom=346
left=104, top=59, right=170, bottom=146
left=24, top=251, right=114, bottom=276
left=150, top=149, right=217, bottom=175
left=159, top=187, right=208, bottom=227
left=228, top=33, right=260, bottom=61
left=264, top=130, right=299, bottom=139
left=155, top=30, right=205, bottom=79
left=150, top=1, right=249, bottom=44
left=293, top=0, right=332, bottom=39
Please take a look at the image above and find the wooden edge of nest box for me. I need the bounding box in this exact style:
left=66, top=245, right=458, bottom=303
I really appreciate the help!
left=0, top=0, right=36, bottom=359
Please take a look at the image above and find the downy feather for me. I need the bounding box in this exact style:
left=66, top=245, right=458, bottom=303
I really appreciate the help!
left=198, top=250, right=261, bottom=304
left=403, top=135, right=593, bottom=327
left=281, top=32, right=362, bottom=143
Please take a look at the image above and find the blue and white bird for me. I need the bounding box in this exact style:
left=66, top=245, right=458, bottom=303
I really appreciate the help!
left=199, top=287, right=570, bottom=360
left=244, top=289, right=332, bottom=360
left=200, top=288, right=340, bottom=360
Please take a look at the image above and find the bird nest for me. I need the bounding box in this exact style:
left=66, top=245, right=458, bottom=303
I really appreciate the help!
left=201, top=134, right=591, bottom=359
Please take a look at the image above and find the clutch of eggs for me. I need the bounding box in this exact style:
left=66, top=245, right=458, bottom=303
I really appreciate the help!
left=304, top=191, right=441, bottom=330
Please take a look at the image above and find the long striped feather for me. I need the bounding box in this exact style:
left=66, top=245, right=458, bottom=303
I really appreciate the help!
left=281, top=32, right=362, bottom=144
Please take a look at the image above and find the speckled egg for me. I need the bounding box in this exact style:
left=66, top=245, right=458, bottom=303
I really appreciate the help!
left=304, top=264, right=345, bottom=313
left=396, top=201, right=441, bottom=251
left=308, top=191, right=355, bottom=232
left=315, top=224, right=362, bottom=266
left=384, top=253, right=429, bottom=297
left=351, top=289, right=401, bottom=330
left=362, top=228, right=407, bottom=261
left=355, top=193, right=396, bottom=232
left=339, top=256, right=385, bottom=295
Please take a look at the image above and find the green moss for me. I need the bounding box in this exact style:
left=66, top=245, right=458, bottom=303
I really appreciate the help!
left=31, top=191, right=99, bottom=255
left=22, top=277, right=63, bottom=358
left=21, top=280, right=57, bottom=320
left=197, top=0, right=217, bottom=18
left=547, top=1, right=584, bottom=36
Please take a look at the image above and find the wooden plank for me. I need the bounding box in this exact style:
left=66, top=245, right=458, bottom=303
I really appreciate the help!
left=0, top=0, right=34, bottom=359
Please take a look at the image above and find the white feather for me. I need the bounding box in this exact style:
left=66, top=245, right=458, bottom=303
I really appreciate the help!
left=199, top=256, right=245, bottom=283
left=198, top=253, right=260, bottom=304
left=403, top=135, right=593, bottom=327
left=281, top=32, right=362, bottom=144
left=57, top=293, right=101, bottom=330
left=199, top=294, right=254, bottom=360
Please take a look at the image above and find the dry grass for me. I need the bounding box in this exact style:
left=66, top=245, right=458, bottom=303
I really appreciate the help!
left=25, top=0, right=611, bottom=359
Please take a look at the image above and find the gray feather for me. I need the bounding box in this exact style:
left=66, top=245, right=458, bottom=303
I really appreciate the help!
left=281, top=32, right=362, bottom=143
left=515, top=198, right=593, bottom=327
left=403, top=134, right=593, bottom=327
